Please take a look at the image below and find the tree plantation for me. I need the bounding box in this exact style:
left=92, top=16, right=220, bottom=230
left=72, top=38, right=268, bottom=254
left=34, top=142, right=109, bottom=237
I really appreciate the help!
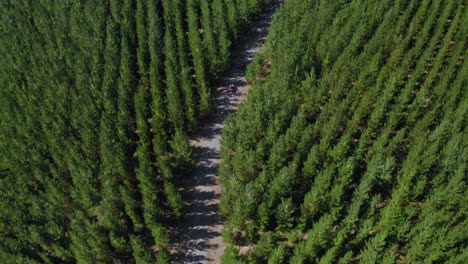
left=1, top=0, right=467, bottom=263
left=220, top=0, right=467, bottom=263
left=0, top=0, right=271, bottom=263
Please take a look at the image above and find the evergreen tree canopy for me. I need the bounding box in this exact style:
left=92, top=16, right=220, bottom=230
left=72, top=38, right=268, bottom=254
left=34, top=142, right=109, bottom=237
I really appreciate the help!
left=0, top=0, right=270, bottom=262
left=220, top=0, right=467, bottom=262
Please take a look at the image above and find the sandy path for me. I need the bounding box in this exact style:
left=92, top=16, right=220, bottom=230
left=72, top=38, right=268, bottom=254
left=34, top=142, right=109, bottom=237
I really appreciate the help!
left=170, top=2, right=282, bottom=263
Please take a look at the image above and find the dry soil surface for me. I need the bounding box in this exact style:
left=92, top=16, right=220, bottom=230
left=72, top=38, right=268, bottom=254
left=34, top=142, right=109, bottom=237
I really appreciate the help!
left=169, top=2, right=283, bottom=263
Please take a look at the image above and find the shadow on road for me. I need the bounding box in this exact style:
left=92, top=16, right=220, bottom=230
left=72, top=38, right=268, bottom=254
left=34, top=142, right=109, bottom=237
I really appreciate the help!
left=169, top=1, right=284, bottom=263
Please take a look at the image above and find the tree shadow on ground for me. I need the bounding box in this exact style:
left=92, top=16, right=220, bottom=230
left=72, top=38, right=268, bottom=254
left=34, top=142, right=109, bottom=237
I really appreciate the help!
left=169, top=1, right=284, bottom=263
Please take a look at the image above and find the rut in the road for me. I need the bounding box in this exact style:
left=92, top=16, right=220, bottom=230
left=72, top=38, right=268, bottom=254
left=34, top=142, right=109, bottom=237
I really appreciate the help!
left=169, top=1, right=283, bottom=263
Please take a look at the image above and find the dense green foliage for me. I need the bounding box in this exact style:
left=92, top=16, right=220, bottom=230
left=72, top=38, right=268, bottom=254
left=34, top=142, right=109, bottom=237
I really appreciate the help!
left=220, top=0, right=467, bottom=263
left=0, top=0, right=270, bottom=263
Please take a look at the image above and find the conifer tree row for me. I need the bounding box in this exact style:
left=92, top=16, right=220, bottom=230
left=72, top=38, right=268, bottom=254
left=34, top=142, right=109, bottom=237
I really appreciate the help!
left=220, top=0, right=467, bottom=263
left=0, top=0, right=270, bottom=262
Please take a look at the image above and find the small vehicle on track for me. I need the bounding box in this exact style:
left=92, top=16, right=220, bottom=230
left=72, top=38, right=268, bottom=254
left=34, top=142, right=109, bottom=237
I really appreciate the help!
left=228, top=84, right=237, bottom=92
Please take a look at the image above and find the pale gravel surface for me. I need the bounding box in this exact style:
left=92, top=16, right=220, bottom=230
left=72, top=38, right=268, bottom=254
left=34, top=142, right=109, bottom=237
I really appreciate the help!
left=169, top=2, right=283, bottom=263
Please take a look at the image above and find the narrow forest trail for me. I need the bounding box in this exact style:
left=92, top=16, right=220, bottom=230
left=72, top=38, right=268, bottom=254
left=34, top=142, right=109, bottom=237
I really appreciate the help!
left=169, top=1, right=282, bottom=263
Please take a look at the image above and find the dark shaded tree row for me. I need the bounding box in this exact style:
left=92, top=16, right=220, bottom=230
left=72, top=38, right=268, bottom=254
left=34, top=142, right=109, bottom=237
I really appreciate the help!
left=0, top=0, right=270, bottom=263
left=220, top=0, right=467, bottom=263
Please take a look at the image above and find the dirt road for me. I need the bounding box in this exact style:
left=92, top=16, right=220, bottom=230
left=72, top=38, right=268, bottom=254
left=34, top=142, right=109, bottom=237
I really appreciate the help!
left=170, top=2, right=283, bottom=263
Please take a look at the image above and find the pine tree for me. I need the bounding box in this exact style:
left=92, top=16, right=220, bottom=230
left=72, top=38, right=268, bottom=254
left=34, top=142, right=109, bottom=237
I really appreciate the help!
left=187, top=0, right=211, bottom=116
